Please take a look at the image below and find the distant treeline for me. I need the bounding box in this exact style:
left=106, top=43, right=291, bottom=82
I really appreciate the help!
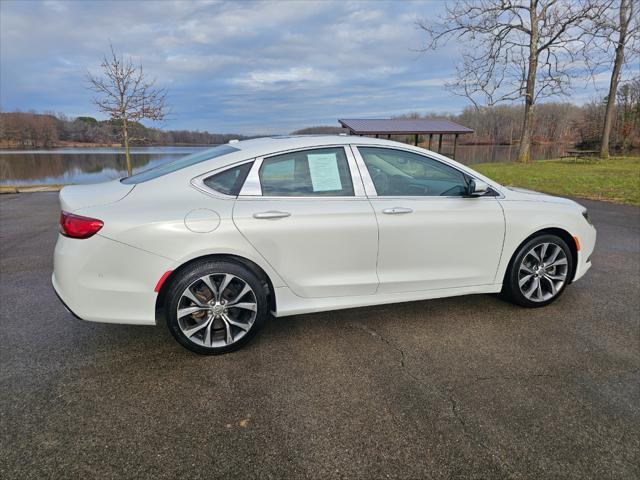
left=439, top=80, right=638, bottom=150
left=0, top=112, right=249, bottom=149
left=294, top=77, right=640, bottom=151
left=291, top=126, right=347, bottom=135
left=2, top=77, right=638, bottom=151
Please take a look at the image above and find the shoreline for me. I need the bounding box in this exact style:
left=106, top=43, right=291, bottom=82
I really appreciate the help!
left=3, top=156, right=638, bottom=206
left=0, top=143, right=222, bottom=151
left=0, top=140, right=587, bottom=151
left=3, top=156, right=639, bottom=207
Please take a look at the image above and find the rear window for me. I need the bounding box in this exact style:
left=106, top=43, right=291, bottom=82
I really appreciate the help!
left=121, top=144, right=240, bottom=184
left=203, top=162, right=253, bottom=196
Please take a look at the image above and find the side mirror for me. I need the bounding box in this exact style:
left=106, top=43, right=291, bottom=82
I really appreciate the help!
left=467, top=179, right=490, bottom=196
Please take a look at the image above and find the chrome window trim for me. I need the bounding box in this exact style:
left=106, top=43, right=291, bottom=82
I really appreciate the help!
left=344, top=144, right=366, bottom=197
left=349, top=145, right=378, bottom=197
left=238, top=145, right=366, bottom=199
left=351, top=144, right=505, bottom=200
left=190, top=158, right=256, bottom=200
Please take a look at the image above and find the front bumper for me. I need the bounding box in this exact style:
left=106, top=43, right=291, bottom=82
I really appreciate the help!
left=573, top=225, right=596, bottom=282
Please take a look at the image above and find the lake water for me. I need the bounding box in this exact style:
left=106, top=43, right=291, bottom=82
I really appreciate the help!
left=0, top=144, right=569, bottom=186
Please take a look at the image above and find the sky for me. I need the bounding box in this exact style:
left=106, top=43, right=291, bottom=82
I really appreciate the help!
left=0, top=0, right=621, bottom=135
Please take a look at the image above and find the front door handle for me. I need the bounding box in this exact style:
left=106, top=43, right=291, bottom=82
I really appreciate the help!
left=382, top=207, right=413, bottom=215
left=252, top=210, right=291, bottom=219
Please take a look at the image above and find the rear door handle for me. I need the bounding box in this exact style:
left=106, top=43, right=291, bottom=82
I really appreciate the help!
left=252, top=210, right=291, bottom=219
left=382, top=207, right=413, bottom=215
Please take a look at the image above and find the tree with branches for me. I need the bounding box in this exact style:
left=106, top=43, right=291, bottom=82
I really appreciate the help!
left=87, top=45, right=167, bottom=176
left=594, top=0, right=639, bottom=158
left=418, top=0, right=608, bottom=163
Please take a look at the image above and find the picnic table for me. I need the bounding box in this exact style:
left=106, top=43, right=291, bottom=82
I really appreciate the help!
left=561, top=150, right=599, bottom=160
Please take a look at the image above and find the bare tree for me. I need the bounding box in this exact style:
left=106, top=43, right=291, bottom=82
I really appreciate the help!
left=596, top=0, right=639, bottom=158
left=615, top=76, right=640, bottom=151
left=418, top=0, right=608, bottom=162
left=87, top=44, right=167, bottom=175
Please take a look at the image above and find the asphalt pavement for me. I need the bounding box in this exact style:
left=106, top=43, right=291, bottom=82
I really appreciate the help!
left=1, top=192, right=638, bottom=479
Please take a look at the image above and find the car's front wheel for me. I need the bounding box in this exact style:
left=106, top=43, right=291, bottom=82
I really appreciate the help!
left=503, top=234, right=573, bottom=308
left=165, top=260, right=268, bottom=354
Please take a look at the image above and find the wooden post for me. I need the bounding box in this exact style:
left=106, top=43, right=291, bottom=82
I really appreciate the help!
left=414, top=134, right=419, bottom=146
left=429, top=134, right=433, bottom=150
left=453, top=134, right=459, bottom=159
left=375, top=134, right=379, bottom=138
left=438, top=134, right=443, bottom=153
left=387, top=134, right=391, bottom=139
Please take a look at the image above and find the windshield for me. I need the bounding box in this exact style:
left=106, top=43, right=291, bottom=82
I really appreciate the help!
left=121, top=144, right=240, bottom=184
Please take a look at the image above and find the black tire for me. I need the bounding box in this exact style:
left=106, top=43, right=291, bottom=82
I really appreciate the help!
left=503, top=234, right=573, bottom=308
left=165, top=260, right=268, bottom=355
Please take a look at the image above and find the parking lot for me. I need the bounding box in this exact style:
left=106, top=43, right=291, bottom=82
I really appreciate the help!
left=1, top=192, right=638, bottom=479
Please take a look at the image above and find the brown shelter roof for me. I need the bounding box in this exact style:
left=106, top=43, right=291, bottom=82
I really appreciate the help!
left=338, top=118, right=473, bottom=135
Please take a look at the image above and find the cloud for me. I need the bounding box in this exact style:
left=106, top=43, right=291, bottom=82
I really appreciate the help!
left=164, top=53, right=243, bottom=74
left=399, top=78, right=453, bottom=88
left=0, top=0, right=619, bottom=134
left=230, top=66, right=338, bottom=90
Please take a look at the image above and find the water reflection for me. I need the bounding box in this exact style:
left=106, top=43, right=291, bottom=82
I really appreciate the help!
left=0, top=144, right=569, bottom=185
left=0, top=147, right=207, bottom=185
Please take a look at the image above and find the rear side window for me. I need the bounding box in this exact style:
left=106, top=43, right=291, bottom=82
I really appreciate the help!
left=203, top=162, right=253, bottom=196
left=259, top=147, right=354, bottom=197
left=121, top=144, right=240, bottom=184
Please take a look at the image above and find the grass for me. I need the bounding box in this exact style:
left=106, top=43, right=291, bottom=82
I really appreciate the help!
left=474, top=156, right=640, bottom=207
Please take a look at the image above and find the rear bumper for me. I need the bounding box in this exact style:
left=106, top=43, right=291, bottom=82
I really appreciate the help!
left=52, top=233, right=171, bottom=325
left=52, top=280, right=84, bottom=320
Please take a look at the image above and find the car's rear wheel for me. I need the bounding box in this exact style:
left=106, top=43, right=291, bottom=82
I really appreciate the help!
left=503, top=234, right=573, bottom=308
left=165, top=260, right=268, bottom=354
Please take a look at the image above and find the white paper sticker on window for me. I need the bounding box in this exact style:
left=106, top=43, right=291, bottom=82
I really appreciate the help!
left=307, top=153, right=342, bottom=192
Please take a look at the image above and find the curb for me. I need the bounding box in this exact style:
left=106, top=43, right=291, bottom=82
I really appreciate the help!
left=0, top=185, right=65, bottom=194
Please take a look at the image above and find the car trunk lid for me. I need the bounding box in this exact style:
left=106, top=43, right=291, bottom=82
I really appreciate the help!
left=59, top=180, right=134, bottom=212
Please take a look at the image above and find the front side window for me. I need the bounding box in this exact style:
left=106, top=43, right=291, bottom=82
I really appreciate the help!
left=358, top=147, right=469, bottom=197
left=203, top=162, right=253, bottom=196
left=259, top=147, right=354, bottom=196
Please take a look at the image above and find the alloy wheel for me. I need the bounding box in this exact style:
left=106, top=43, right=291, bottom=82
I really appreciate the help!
left=518, top=242, right=568, bottom=302
left=177, top=273, right=257, bottom=348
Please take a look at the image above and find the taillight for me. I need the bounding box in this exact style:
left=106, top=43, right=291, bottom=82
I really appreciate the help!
left=60, top=211, right=103, bottom=239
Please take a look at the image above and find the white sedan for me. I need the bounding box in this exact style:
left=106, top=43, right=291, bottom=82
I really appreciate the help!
left=53, top=136, right=596, bottom=354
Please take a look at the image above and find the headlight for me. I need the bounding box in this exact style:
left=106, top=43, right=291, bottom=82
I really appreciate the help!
left=582, top=209, right=593, bottom=225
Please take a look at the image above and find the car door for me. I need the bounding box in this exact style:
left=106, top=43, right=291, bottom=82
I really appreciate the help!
left=232, top=145, right=379, bottom=298
left=353, top=145, right=505, bottom=294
